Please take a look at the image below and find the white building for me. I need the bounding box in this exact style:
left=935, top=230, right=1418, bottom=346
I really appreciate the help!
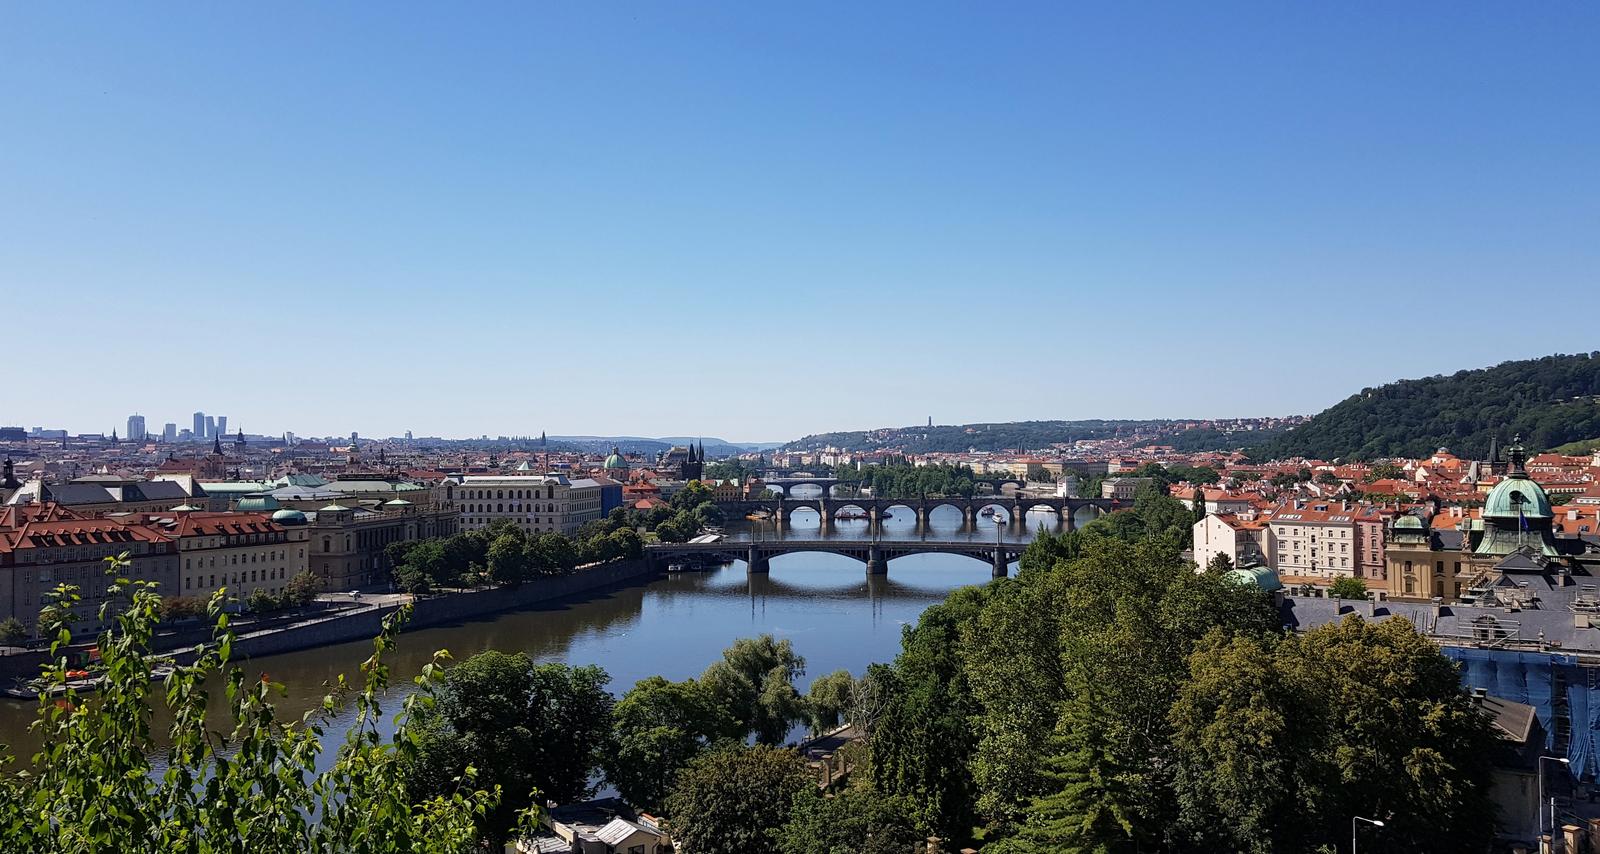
left=449, top=474, right=602, bottom=535
left=1192, top=513, right=1268, bottom=571
left=1264, top=501, right=1358, bottom=579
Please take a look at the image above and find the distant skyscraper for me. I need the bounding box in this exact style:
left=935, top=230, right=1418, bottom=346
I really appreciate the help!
left=126, top=414, right=146, bottom=442
left=404, top=430, right=413, bottom=442
left=216, top=416, right=227, bottom=438
left=205, top=416, right=216, bottom=439
left=193, top=411, right=206, bottom=439
left=163, top=422, right=177, bottom=442
left=284, top=431, right=296, bottom=445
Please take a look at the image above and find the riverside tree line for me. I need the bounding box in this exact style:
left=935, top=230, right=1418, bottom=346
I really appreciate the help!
left=0, top=488, right=1500, bottom=852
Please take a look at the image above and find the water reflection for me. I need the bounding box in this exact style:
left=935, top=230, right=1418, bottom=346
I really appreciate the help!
left=0, top=552, right=989, bottom=761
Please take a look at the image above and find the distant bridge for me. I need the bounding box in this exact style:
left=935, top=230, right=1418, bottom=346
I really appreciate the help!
left=646, top=538, right=1031, bottom=577
left=716, top=494, right=1118, bottom=528
left=757, top=475, right=1032, bottom=498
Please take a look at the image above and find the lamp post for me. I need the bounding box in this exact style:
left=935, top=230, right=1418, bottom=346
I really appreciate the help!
left=1351, top=816, right=1383, bottom=853
left=1540, top=755, right=1571, bottom=848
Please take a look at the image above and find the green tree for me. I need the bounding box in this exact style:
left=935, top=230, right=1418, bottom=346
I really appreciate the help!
left=1169, top=619, right=1498, bottom=853
left=0, top=617, right=25, bottom=646
left=486, top=532, right=531, bottom=586
left=1191, top=487, right=1207, bottom=528
left=0, top=555, right=495, bottom=851
left=803, top=669, right=856, bottom=736
left=702, top=635, right=807, bottom=745
left=1367, top=462, right=1404, bottom=481
left=664, top=744, right=810, bottom=854
left=282, top=570, right=321, bottom=606
left=603, top=676, right=730, bottom=813
left=869, top=585, right=988, bottom=840
left=406, top=652, right=613, bottom=843
left=1329, top=576, right=1368, bottom=600
left=1203, top=552, right=1234, bottom=576
left=776, top=785, right=922, bottom=854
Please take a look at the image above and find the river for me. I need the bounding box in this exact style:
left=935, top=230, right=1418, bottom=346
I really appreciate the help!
left=0, top=497, right=1071, bottom=761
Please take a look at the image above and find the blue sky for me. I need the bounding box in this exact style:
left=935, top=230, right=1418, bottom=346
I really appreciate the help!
left=3, top=3, right=1596, bottom=441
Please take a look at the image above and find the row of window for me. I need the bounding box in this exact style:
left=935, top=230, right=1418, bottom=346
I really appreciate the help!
left=186, top=565, right=291, bottom=590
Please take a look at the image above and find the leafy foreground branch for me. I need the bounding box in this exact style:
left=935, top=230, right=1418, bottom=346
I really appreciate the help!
left=0, top=554, right=508, bottom=853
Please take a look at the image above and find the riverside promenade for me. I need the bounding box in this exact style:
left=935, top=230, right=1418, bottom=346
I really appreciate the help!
left=0, top=558, right=662, bottom=691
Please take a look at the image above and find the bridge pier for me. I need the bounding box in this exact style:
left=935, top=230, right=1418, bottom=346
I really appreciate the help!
left=1063, top=508, right=1076, bottom=532
left=915, top=506, right=929, bottom=529
left=992, top=548, right=1009, bottom=578
left=866, top=544, right=886, bottom=575
left=962, top=506, right=976, bottom=528
left=747, top=546, right=770, bottom=574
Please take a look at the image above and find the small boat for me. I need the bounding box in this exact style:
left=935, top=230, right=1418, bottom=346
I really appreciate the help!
left=746, top=510, right=772, bottom=521
left=979, top=507, right=995, bottom=518
left=835, top=510, right=868, bottom=521
left=667, top=562, right=690, bottom=573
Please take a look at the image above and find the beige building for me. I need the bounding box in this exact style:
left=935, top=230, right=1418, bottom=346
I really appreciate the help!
left=308, top=502, right=460, bottom=591
left=0, top=510, right=179, bottom=635
left=1192, top=513, right=1268, bottom=570
left=448, top=475, right=603, bottom=535
left=129, top=511, right=310, bottom=604
left=1265, top=501, right=1360, bottom=580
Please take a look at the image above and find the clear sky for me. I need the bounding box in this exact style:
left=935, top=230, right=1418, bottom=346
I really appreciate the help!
left=3, top=3, right=1597, bottom=442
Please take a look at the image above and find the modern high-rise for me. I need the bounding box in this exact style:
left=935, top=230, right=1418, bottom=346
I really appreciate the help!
left=163, top=423, right=178, bottom=442
left=126, top=414, right=146, bottom=443
left=205, top=416, right=216, bottom=439
left=216, top=416, right=228, bottom=438
left=193, top=412, right=206, bottom=439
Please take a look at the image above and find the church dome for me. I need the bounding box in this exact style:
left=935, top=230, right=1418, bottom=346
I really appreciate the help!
left=603, top=448, right=628, bottom=470
left=236, top=495, right=282, bottom=513
left=1483, top=474, right=1552, bottom=520
left=271, top=508, right=307, bottom=525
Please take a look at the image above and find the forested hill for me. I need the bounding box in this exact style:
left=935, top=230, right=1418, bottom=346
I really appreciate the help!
left=784, top=419, right=1292, bottom=454
left=1251, top=353, right=1600, bottom=461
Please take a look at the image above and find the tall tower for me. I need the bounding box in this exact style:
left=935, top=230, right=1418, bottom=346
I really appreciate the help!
left=126, top=414, right=146, bottom=443
left=193, top=411, right=206, bottom=440
left=205, top=416, right=216, bottom=440
left=216, top=416, right=228, bottom=438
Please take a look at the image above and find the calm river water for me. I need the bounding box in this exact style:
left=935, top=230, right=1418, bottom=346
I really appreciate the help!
left=0, top=500, right=1069, bottom=760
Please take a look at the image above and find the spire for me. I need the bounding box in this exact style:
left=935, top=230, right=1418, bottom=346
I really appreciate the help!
left=213, top=433, right=223, bottom=455
left=111, top=429, right=118, bottom=443
left=235, top=428, right=245, bottom=447
left=1507, top=434, right=1528, bottom=476
left=1, top=458, right=18, bottom=489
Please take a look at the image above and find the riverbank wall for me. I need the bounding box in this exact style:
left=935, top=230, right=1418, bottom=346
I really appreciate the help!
left=0, top=558, right=662, bottom=683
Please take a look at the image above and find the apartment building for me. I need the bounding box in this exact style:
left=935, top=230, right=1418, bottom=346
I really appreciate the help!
left=0, top=514, right=179, bottom=635
left=1265, top=501, right=1359, bottom=579
left=131, top=511, right=310, bottom=603
left=447, top=474, right=603, bottom=536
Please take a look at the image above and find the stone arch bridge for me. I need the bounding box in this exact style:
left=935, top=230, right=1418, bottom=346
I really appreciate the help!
left=758, top=476, right=1031, bottom=499
left=645, top=538, right=1030, bottom=578
left=716, top=495, right=1118, bottom=529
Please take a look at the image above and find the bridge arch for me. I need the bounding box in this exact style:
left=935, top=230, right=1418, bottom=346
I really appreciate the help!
left=1018, top=503, right=1066, bottom=522
left=1071, top=503, right=1106, bottom=527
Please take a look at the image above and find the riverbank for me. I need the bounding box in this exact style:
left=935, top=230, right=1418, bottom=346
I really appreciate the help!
left=0, top=557, right=663, bottom=694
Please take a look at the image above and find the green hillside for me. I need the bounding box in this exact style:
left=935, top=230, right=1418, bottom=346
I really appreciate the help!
left=1251, top=353, right=1600, bottom=461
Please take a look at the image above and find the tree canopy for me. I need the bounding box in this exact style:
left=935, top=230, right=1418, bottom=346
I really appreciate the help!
left=1253, top=351, right=1600, bottom=460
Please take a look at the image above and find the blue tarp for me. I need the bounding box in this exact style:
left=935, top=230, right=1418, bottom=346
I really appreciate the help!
left=1446, top=648, right=1560, bottom=756
left=1569, top=679, right=1596, bottom=779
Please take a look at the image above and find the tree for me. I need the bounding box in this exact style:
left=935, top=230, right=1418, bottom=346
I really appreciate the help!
left=406, top=652, right=613, bottom=843
left=246, top=588, right=281, bottom=614
left=1169, top=619, right=1498, bottom=852
left=604, top=676, right=730, bottom=813
left=0, top=617, right=25, bottom=646
left=1367, top=462, right=1404, bottom=481
left=486, top=532, right=532, bottom=586
left=282, top=570, right=320, bottom=607
left=159, top=595, right=205, bottom=622
left=664, top=744, right=810, bottom=854
left=0, top=555, right=495, bottom=851
left=1315, top=470, right=1341, bottom=486
left=870, top=585, right=988, bottom=840
left=1329, top=576, right=1368, bottom=600
left=1191, top=487, right=1207, bottom=528
left=1203, top=552, right=1234, bottom=576
left=702, top=635, right=807, bottom=745
left=776, top=785, right=922, bottom=854
left=803, top=669, right=856, bottom=736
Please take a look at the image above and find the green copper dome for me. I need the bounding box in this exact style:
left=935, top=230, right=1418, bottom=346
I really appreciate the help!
left=236, top=495, right=282, bottom=513
left=1224, top=566, right=1283, bottom=593
left=1483, top=474, right=1552, bottom=520
left=271, top=508, right=307, bottom=525
left=603, top=447, right=628, bottom=469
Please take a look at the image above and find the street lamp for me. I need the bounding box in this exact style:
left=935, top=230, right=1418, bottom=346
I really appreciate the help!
left=1351, top=816, right=1383, bottom=853
left=1540, top=755, right=1571, bottom=845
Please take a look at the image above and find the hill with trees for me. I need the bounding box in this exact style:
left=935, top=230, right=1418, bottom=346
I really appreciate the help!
left=1252, top=352, right=1600, bottom=461
left=784, top=419, right=1291, bottom=455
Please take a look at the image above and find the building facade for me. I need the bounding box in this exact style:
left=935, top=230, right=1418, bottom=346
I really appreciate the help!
left=448, top=475, right=603, bottom=535
left=0, top=515, right=178, bottom=635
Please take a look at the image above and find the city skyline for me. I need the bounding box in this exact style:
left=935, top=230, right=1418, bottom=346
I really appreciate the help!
left=4, top=3, right=1598, bottom=439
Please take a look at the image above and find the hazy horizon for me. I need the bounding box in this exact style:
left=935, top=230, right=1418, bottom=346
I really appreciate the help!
left=6, top=3, right=1596, bottom=439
